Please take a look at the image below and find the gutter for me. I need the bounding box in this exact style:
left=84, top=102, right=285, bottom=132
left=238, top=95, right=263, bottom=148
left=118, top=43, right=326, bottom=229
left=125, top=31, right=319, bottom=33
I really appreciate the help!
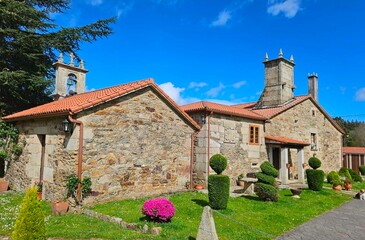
left=207, top=111, right=213, bottom=177
left=67, top=115, right=84, bottom=202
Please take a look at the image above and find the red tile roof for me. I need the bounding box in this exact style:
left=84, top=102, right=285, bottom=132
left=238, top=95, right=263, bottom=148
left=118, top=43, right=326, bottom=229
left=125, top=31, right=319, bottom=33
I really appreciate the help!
left=181, top=101, right=267, bottom=121
left=232, top=102, right=256, bottom=109
left=2, top=78, right=200, bottom=130
left=343, top=147, right=365, bottom=154
left=265, top=135, right=310, bottom=146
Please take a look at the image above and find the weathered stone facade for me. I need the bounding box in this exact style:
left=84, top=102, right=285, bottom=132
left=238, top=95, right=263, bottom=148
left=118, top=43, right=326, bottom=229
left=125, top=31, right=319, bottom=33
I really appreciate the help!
left=6, top=87, right=195, bottom=202
left=190, top=113, right=267, bottom=186
left=265, top=98, right=343, bottom=175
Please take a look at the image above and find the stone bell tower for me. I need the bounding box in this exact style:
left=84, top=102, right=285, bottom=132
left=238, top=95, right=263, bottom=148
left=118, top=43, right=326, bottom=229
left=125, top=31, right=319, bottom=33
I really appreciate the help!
left=52, top=53, right=88, bottom=100
left=256, top=49, right=295, bottom=108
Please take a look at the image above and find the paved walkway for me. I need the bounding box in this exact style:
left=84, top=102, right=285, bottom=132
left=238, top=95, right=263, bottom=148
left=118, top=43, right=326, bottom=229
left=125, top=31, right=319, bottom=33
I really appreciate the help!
left=276, top=199, right=365, bottom=240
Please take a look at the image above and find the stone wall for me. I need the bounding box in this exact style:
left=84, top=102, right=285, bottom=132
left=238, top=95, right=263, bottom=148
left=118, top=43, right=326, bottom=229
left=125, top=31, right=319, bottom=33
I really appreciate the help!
left=265, top=99, right=342, bottom=175
left=6, top=87, right=195, bottom=202
left=191, top=113, right=267, bottom=186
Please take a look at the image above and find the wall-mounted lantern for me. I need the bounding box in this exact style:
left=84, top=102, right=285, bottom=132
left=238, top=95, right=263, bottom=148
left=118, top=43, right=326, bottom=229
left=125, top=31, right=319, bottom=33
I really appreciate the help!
left=200, top=113, right=206, bottom=124
left=62, top=119, right=72, bottom=133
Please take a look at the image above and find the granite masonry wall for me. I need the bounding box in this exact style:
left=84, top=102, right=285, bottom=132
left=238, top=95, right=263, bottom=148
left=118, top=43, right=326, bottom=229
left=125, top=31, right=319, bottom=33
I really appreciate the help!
left=265, top=98, right=343, bottom=176
left=6, top=87, right=195, bottom=202
left=190, top=113, right=267, bottom=186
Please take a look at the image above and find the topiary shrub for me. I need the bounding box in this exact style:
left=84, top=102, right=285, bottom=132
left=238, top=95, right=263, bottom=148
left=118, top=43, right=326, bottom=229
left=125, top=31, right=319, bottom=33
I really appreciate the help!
left=209, top=154, right=227, bottom=174
left=359, top=165, right=365, bottom=176
left=306, top=169, right=325, bottom=191
left=260, top=161, right=279, bottom=178
left=256, top=183, right=279, bottom=202
left=348, top=169, right=362, bottom=182
left=12, top=187, right=46, bottom=240
left=306, top=157, right=324, bottom=191
left=327, top=171, right=341, bottom=184
left=208, top=174, right=230, bottom=209
left=255, top=172, right=275, bottom=185
left=308, top=157, right=321, bottom=170
left=339, top=168, right=353, bottom=184
left=208, top=154, right=230, bottom=209
left=142, top=198, right=175, bottom=222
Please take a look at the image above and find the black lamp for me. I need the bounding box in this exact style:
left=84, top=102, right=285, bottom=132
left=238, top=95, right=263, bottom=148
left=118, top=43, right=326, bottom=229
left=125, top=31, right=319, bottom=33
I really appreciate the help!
left=62, top=119, right=71, bottom=133
left=200, top=113, right=206, bottom=124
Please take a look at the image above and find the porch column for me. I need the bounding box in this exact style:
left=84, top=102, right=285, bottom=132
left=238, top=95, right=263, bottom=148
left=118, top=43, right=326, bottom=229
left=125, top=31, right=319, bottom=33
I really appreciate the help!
left=297, top=148, right=305, bottom=184
left=268, top=146, right=273, bottom=164
left=280, top=147, right=289, bottom=184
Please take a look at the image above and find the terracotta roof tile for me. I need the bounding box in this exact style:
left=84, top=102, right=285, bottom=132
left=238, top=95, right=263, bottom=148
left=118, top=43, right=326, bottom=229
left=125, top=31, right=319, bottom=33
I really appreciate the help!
left=2, top=78, right=200, bottom=130
left=343, top=147, right=365, bottom=154
left=181, top=101, right=266, bottom=120
left=265, top=135, right=310, bottom=146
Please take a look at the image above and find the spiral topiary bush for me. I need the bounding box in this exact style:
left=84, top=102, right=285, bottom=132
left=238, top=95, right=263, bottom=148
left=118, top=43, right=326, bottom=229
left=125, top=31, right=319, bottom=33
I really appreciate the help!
left=142, top=198, right=175, bottom=222
left=209, top=154, right=227, bottom=174
left=256, top=161, right=279, bottom=201
left=308, top=157, right=321, bottom=170
left=208, top=154, right=230, bottom=209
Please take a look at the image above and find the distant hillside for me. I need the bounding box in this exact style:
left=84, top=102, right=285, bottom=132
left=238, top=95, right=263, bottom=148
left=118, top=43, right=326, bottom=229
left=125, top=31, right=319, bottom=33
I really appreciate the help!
left=334, top=117, right=365, bottom=147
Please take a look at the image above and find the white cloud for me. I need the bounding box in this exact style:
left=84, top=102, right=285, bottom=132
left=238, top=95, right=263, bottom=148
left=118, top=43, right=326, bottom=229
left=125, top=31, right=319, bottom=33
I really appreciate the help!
left=88, top=0, right=103, bottom=6
left=188, top=82, right=208, bottom=89
left=159, top=82, right=187, bottom=105
left=267, top=0, right=301, bottom=18
left=211, top=10, right=232, bottom=27
left=207, top=82, right=225, bottom=98
left=233, top=81, right=246, bottom=89
left=355, top=88, right=365, bottom=101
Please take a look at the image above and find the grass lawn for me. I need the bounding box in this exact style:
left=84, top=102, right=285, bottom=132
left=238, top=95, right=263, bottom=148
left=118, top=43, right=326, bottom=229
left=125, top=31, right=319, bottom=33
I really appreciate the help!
left=1, top=188, right=353, bottom=240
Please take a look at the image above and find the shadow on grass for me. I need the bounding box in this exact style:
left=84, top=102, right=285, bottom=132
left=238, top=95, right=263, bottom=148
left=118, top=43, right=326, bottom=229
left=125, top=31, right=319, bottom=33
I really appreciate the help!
left=188, top=236, right=196, bottom=240
left=191, top=199, right=209, bottom=207
left=241, top=195, right=264, bottom=202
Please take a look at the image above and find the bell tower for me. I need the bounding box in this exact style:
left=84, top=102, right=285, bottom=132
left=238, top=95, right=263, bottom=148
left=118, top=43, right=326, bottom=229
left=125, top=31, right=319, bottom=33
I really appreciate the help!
left=52, top=53, right=88, bottom=100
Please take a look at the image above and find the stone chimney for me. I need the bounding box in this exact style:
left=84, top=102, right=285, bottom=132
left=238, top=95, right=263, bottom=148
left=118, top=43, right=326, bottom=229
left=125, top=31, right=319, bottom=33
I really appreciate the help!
left=308, top=73, right=318, bottom=101
left=52, top=53, right=88, bottom=100
left=257, top=49, right=295, bottom=108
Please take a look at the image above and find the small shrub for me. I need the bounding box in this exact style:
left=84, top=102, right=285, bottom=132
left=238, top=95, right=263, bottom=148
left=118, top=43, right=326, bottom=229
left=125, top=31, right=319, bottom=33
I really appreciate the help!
left=256, top=183, right=279, bottom=202
left=348, top=169, right=362, bottom=182
left=339, top=168, right=353, bottom=184
left=12, top=187, right=46, bottom=240
left=208, top=174, right=230, bottom=209
left=260, top=161, right=279, bottom=178
left=306, top=169, right=324, bottom=191
left=308, top=157, right=321, bottom=169
left=338, top=167, right=348, bottom=177
left=327, top=171, right=341, bottom=184
left=255, top=172, right=275, bottom=185
left=81, top=177, right=92, bottom=196
left=209, top=154, right=227, bottom=174
left=142, top=198, right=175, bottom=222
left=360, top=165, right=365, bottom=176
left=332, top=179, right=342, bottom=187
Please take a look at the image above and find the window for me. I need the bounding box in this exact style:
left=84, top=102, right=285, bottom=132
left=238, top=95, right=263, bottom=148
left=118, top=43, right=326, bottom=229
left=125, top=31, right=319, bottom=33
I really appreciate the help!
left=311, top=133, right=317, bottom=150
left=311, top=109, right=316, bottom=117
left=249, top=125, right=260, bottom=144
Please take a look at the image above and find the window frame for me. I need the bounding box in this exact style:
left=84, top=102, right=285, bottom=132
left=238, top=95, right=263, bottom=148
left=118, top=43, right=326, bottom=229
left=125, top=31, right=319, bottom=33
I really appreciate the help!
left=249, top=124, right=260, bottom=145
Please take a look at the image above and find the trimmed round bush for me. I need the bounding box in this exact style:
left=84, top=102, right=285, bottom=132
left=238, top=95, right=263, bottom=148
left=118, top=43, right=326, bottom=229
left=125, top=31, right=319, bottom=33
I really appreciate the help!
left=306, top=169, right=324, bottom=191
left=348, top=169, right=363, bottom=182
left=327, top=171, right=341, bottom=184
left=142, top=198, right=175, bottom=222
left=332, top=179, right=342, bottom=187
left=308, top=157, right=321, bottom=169
left=256, top=172, right=275, bottom=185
left=260, top=161, right=279, bottom=178
left=209, top=154, right=227, bottom=174
left=12, top=187, right=46, bottom=240
left=256, top=183, right=279, bottom=202
left=359, top=165, right=365, bottom=176
left=208, top=174, right=230, bottom=209
left=339, top=168, right=353, bottom=183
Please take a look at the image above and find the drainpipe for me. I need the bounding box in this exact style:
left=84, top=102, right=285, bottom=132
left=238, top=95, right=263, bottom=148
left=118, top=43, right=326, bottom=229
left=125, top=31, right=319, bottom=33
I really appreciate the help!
left=190, top=132, right=195, bottom=189
left=207, top=111, right=213, bottom=176
left=67, top=115, right=84, bottom=202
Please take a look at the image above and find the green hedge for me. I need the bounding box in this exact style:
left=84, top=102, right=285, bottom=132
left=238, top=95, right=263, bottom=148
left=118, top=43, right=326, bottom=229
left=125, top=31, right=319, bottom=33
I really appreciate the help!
left=306, top=169, right=324, bottom=191
left=327, top=171, right=341, bottom=184
left=360, top=165, right=365, bottom=176
left=308, top=157, right=321, bottom=170
left=339, top=168, right=353, bottom=183
left=256, top=172, right=275, bottom=185
left=208, top=175, right=230, bottom=209
left=209, top=154, right=227, bottom=174
left=348, top=169, right=363, bottom=182
left=260, top=161, right=279, bottom=178
left=256, top=183, right=279, bottom=202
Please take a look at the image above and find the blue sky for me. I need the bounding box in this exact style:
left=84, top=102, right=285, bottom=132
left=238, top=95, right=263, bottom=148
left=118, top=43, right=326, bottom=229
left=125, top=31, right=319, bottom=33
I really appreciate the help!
left=55, top=0, right=365, bottom=120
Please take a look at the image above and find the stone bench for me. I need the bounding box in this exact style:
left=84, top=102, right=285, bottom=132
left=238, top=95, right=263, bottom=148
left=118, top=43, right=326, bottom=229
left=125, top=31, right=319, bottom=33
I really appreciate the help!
left=240, top=177, right=257, bottom=194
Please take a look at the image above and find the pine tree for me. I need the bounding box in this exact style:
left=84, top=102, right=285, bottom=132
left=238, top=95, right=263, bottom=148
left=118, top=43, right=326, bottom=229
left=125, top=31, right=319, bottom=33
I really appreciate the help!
left=12, top=187, right=46, bottom=240
left=0, top=0, right=115, bottom=115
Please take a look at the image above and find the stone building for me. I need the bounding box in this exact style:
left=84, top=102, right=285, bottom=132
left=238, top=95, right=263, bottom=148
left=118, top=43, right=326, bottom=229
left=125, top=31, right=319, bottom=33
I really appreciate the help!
left=3, top=55, right=199, bottom=202
left=182, top=50, right=344, bottom=185
left=343, top=147, right=365, bottom=173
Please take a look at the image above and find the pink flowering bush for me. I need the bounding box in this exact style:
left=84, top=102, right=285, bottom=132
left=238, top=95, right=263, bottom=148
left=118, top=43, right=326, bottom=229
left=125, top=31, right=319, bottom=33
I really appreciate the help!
left=141, top=198, right=176, bottom=222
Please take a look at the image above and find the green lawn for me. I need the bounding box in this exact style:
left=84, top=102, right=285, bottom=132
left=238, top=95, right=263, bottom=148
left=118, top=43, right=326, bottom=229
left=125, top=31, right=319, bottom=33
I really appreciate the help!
left=1, top=188, right=353, bottom=240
